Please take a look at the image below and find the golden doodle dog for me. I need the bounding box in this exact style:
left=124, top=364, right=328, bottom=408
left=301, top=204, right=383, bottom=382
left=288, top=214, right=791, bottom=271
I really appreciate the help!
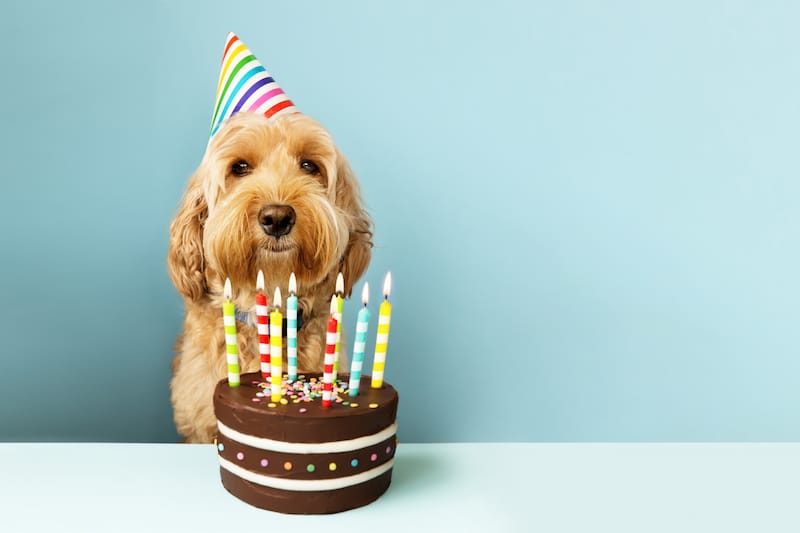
left=168, top=112, right=372, bottom=443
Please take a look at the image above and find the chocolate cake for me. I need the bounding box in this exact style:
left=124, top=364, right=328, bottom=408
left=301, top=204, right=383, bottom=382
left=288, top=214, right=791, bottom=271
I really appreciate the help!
left=214, top=372, right=399, bottom=514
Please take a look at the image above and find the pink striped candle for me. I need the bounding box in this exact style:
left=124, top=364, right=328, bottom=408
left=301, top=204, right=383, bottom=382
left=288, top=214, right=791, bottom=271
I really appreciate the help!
left=255, top=270, right=270, bottom=380
left=322, top=295, right=338, bottom=408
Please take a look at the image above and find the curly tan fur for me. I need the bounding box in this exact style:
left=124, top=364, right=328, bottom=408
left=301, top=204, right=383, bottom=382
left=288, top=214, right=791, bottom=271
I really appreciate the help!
left=168, top=113, right=372, bottom=443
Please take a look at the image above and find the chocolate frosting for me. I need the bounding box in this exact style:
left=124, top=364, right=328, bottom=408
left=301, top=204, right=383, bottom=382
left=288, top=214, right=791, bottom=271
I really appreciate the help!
left=214, top=373, right=398, bottom=443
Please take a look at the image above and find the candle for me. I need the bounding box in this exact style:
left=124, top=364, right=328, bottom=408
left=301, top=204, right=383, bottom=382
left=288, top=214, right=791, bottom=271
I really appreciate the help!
left=348, top=282, right=370, bottom=396
left=322, top=295, right=338, bottom=408
left=287, top=272, right=298, bottom=382
left=371, top=272, right=392, bottom=389
left=222, top=278, right=241, bottom=387
left=269, top=287, right=283, bottom=402
left=332, top=272, right=344, bottom=382
left=255, top=270, right=270, bottom=381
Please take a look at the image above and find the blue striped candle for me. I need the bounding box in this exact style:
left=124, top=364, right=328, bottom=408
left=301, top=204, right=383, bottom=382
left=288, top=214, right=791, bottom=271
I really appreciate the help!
left=348, top=283, right=370, bottom=396
left=287, top=273, right=298, bottom=382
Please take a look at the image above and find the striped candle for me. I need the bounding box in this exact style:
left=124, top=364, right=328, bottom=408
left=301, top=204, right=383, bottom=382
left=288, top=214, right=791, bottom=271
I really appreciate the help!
left=269, top=287, right=283, bottom=402
left=287, top=272, right=298, bottom=382
left=332, top=272, right=344, bottom=383
left=322, top=295, right=338, bottom=408
left=222, top=278, right=240, bottom=387
left=209, top=33, right=299, bottom=140
left=371, top=272, right=393, bottom=389
left=255, top=270, right=270, bottom=381
left=348, top=283, right=370, bottom=396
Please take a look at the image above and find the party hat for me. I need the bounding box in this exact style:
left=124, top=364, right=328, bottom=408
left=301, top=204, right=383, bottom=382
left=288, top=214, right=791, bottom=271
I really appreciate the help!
left=209, top=32, right=299, bottom=139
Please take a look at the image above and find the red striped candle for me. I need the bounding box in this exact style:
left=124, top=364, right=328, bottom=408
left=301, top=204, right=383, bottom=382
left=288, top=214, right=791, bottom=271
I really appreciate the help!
left=255, top=270, right=270, bottom=380
left=322, top=295, right=338, bottom=408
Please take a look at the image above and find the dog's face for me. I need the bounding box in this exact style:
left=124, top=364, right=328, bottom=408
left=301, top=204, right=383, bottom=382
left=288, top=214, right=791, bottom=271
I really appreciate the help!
left=168, top=112, right=371, bottom=302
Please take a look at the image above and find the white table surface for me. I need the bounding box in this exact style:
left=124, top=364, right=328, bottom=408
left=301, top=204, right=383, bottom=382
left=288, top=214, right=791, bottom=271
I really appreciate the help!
left=0, top=442, right=798, bottom=532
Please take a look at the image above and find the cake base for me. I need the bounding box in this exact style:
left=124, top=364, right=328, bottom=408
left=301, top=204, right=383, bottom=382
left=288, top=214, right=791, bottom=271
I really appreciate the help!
left=214, top=373, right=399, bottom=514
left=220, top=466, right=393, bottom=514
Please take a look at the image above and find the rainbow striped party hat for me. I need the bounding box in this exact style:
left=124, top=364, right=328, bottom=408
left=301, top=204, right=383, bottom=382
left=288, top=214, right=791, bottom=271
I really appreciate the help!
left=209, top=32, right=299, bottom=139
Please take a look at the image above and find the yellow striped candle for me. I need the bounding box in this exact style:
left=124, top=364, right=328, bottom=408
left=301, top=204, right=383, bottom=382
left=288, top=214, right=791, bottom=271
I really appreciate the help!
left=269, top=287, right=283, bottom=402
left=222, top=278, right=240, bottom=387
left=371, top=272, right=392, bottom=389
left=332, top=272, right=344, bottom=382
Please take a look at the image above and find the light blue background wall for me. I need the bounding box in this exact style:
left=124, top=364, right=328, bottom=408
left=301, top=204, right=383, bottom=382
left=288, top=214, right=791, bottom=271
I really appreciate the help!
left=1, top=0, right=798, bottom=442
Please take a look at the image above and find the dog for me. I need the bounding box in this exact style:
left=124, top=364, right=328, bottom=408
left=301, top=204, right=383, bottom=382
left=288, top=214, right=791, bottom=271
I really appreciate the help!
left=168, top=111, right=372, bottom=443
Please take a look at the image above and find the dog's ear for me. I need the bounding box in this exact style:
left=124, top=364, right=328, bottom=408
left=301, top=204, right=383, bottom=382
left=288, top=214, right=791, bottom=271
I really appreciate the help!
left=335, top=152, right=373, bottom=297
left=167, top=175, right=208, bottom=302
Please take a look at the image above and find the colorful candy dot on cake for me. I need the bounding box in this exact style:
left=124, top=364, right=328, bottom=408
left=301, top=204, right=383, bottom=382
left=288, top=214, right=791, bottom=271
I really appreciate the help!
left=343, top=401, right=349, bottom=406
left=251, top=398, right=260, bottom=402
left=260, top=459, right=269, bottom=467
left=236, top=452, right=244, bottom=460
left=280, top=398, right=288, bottom=405
left=283, top=461, right=292, bottom=471
left=370, top=453, right=377, bottom=461
left=386, top=446, right=392, bottom=454
left=351, top=459, right=358, bottom=467
left=329, top=462, right=337, bottom=471
left=306, top=464, right=315, bottom=472
left=299, top=408, right=307, bottom=413
left=369, top=403, right=379, bottom=408
left=217, top=443, right=224, bottom=452
left=268, top=403, right=277, bottom=408
left=350, top=403, right=358, bottom=408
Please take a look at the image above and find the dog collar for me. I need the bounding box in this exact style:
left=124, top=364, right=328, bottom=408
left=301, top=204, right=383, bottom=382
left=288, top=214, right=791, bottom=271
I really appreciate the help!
left=235, top=308, right=305, bottom=336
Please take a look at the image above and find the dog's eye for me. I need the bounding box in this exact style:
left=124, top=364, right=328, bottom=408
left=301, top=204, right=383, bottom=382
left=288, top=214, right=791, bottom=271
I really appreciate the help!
left=231, top=160, right=251, bottom=177
left=300, top=160, right=319, bottom=174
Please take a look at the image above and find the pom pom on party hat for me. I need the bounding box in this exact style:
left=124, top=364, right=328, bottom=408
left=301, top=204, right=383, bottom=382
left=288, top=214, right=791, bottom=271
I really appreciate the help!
left=208, top=32, right=299, bottom=139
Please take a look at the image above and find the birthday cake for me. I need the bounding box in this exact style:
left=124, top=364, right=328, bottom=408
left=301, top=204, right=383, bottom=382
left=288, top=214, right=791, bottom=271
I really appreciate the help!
left=214, top=373, right=399, bottom=514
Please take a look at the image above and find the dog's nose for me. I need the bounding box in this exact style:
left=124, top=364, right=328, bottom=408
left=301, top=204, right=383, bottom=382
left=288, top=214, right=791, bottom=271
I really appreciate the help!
left=258, top=204, right=296, bottom=237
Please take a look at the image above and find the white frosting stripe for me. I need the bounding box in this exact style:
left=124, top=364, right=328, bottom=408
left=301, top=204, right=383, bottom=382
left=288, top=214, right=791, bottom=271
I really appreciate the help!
left=219, top=456, right=394, bottom=492
left=217, top=421, right=397, bottom=454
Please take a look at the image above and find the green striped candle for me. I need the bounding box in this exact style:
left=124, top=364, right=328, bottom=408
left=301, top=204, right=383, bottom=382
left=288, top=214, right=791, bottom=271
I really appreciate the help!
left=222, top=278, right=241, bottom=387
